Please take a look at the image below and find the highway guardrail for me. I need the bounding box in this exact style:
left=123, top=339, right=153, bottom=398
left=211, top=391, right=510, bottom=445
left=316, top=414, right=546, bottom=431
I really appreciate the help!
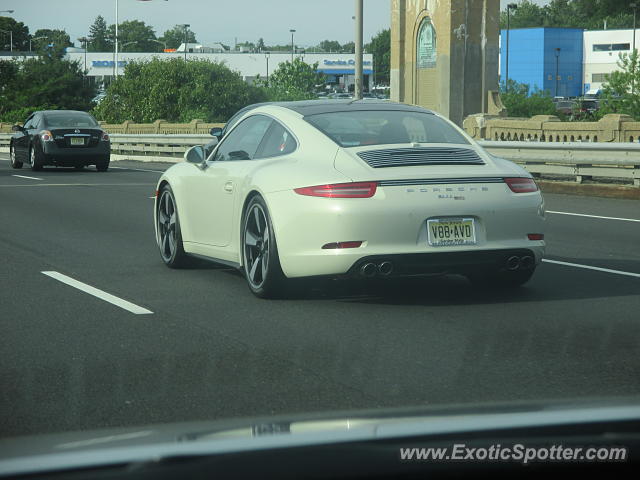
left=1, top=134, right=638, bottom=187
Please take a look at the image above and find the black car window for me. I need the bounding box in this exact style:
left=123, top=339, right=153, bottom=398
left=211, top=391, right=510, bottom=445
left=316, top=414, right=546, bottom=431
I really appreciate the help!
left=32, top=114, right=42, bottom=129
left=23, top=115, right=36, bottom=129
left=43, top=113, right=99, bottom=128
left=256, top=121, right=297, bottom=158
left=213, top=115, right=273, bottom=162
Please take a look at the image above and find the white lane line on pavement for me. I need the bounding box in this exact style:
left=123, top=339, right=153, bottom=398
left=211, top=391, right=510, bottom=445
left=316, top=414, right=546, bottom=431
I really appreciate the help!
left=547, top=211, right=640, bottom=223
left=41, top=271, right=153, bottom=314
left=110, top=166, right=165, bottom=173
left=12, top=174, right=43, bottom=180
left=542, top=259, right=640, bottom=278
left=0, top=183, right=155, bottom=188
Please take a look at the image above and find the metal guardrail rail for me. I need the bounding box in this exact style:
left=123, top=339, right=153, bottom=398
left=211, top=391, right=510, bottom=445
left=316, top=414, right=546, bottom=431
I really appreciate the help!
left=1, top=134, right=638, bottom=186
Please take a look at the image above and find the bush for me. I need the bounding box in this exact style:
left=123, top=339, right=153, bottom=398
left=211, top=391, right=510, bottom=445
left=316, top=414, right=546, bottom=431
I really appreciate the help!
left=500, top=80, right=557, bottom=118
left=258, top=58, right=324, bottom=101
left=92, top=58, right=267, bottom=123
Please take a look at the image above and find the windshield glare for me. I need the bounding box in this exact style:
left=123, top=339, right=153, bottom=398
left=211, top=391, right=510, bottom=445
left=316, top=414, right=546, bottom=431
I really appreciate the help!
left=44, top=113, right=98, bottom=128
left=305, top=110, right=470, bottom=147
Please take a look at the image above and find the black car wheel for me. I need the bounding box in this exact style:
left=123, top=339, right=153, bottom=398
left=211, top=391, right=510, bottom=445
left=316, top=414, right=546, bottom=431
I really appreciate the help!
left=242, top=195, right=287, bottom=299
left=96, top=157, right=110, bottom=172
left=10, top=144, right=23, bottom=169
left=29, top=145, right=43, bottom=171
left=156, top=185, right=190, bottom=268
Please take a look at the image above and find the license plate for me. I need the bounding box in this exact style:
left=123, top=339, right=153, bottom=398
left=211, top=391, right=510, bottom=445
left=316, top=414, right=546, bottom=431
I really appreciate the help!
left=70, top=137, right=84, bottom=146
left=427, top=218, right=476, bottom=246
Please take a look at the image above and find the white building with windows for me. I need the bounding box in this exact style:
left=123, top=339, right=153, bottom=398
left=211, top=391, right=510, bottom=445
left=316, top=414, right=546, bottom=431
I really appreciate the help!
left=583, top=29, right=640, bottom=94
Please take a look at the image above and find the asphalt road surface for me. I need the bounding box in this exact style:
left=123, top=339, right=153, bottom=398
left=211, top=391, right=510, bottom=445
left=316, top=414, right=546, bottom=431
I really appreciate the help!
left=1, top=155, right=639, bottom=438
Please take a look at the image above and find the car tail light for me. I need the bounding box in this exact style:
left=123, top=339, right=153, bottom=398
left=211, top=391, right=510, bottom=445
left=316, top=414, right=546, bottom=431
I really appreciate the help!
left=40, top=130, right=54, bottom=142
left=504, top=177, right=538, bottom=193
left=527, top=233, right=544, bottom=241
left=294, top=182, right=377, bottom=198
left=322, top=241, right=363, bottom=249
left=101, top=131, right=110, bottom=141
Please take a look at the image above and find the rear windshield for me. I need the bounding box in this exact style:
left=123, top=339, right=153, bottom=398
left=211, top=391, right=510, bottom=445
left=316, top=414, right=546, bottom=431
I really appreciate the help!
left=304, top=110, right=470, bottom=147
left=44, top=113, right=98, bottom=128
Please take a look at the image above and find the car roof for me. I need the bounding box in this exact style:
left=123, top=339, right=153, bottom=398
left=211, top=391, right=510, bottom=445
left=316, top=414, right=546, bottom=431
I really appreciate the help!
left=241, top=100, right=434, bottom=117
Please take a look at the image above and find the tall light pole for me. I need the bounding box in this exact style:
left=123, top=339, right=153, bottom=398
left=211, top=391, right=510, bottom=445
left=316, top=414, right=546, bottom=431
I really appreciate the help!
left=179, top=24, right=190, bottom=60
left=631, top=3, right=638, bottom=95
left=354, top=0, right=363, bottom=99
left=289, top=29, right=296, bottom=63
left=505, top=3, right=518, bottom=88
left=0, top=10, right=14, bottom=14
left=265, top=51, right=270, bottom=85
left=555, top=47, right=561, bottom=97
left=114, top=0, right=119, bottom=76
left=0, top=29, right=13, bottom=53
left=78, top=37, right=89, bottom=71
left=148, top=38, right=167, bottom=51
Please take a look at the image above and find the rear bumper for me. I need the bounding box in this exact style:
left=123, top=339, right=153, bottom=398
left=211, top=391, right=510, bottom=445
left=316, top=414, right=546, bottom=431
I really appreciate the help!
left=42, top=142, right=110, bottom=165
left=345, top=248, right=542, bottom=278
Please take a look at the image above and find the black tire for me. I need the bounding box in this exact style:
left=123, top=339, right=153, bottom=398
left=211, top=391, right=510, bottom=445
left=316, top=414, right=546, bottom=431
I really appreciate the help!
left=467, top=267, right=536, bottom=289
left=9, top=144, right=23, bottom=169
left=96, top=159, right=109, bottom=172
left=241, top=195, right=287, bottom=299
left=156, top=185, right=191, bottom=268
left=29, top=145, right=43, bottom=171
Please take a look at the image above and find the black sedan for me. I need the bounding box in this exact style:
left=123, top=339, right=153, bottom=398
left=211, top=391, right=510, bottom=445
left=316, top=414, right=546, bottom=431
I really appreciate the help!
left=10, top=110, right=110, bottom=171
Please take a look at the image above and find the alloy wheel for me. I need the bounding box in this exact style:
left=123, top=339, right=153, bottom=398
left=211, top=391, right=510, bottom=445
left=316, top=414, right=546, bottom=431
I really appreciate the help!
left=244, top=204, right=270, bottom=288
left=157, top=190, right=177, bottom=262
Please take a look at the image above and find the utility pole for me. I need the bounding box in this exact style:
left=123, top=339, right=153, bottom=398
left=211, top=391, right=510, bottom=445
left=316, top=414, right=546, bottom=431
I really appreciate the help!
left=632, top=3, right=638, bottom=95
left=115, top=0, right=119, bottom=77
left=290, top=29, right=296, bottom=63
left=354, top=0, right=363, bottom=99
left=182, top=24, right=190, bottom=61
left=505, top=3, right=518, bottom=88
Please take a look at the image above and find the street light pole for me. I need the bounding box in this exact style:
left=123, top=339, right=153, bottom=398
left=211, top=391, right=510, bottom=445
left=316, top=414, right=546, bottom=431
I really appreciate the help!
left=29, top=36, right=47, bottom=52
left=555, top=48, right=561, bottom=97
left=290, top=29, right=296, bottom=63
left=354, top=0, right=363, bottom=99
left=265, top=51, right=270, bottom=85
left=505, top=3, right=517, bottom=88
left=631, top=3, right=638, bottom=95
left=115, top=0, right=119, bottom=77
left=178, top=24, right=190, bottom=61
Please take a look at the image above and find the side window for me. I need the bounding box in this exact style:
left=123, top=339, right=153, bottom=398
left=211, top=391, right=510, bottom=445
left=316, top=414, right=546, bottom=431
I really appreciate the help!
left=213, top=115, right=273, bottom=162
left=31, top=114, right=42, bottom=129
left=256, top=122, right=297, bottom=158
left=23, top=115, right=36, bottom=129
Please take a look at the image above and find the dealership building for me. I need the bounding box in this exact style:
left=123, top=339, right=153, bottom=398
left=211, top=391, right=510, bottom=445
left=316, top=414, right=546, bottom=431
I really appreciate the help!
left=61, top=50, right=375, bottom=91
left=500, top=27, right=640, bottom=97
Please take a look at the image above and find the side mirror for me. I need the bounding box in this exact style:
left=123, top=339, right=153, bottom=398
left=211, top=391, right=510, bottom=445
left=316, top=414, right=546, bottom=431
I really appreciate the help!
left=210, top=127, right=223, bottom=138
left=184, top=145, right=205, bottom=164
left=11, top=124, right=23, bottom=132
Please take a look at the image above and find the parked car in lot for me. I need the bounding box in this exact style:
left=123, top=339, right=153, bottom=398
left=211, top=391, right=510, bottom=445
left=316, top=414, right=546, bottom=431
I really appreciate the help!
left=9, top=110, right=111, bottom=171
left=555, top=100, right=575, bottom=116
left=155, top=100, right=545, bottom=298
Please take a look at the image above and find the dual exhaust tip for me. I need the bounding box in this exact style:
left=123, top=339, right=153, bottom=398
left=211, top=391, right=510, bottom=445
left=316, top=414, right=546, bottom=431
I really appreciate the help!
left=506, top=255, right=534, bottom=271
left=360, top=261, right=393, bottom=277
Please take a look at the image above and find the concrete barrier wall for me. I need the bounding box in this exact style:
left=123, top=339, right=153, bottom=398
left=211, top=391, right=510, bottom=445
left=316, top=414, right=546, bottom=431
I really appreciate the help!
left=463, top=113, right=640, bottom=143
left=0, top=120, right=225, bottom=135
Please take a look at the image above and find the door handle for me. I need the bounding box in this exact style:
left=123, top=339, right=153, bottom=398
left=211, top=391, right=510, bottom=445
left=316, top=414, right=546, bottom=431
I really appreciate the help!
left=224, top=181, right=234, bottom=193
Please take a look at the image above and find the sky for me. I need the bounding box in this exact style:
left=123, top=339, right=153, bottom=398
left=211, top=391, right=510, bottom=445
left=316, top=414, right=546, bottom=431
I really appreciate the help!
left=1, top=0, right=393, bottom=48
left=2, top=0, right=554, bottom=49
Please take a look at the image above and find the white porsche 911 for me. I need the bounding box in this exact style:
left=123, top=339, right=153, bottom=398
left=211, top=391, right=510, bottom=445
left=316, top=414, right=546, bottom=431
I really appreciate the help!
left=154, top=100, right=545, bottom=298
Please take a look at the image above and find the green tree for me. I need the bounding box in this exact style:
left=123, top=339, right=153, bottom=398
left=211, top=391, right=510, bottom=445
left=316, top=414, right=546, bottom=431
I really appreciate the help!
left=32, top=29, right=73, bottom=55
left=92, top=58, right=266, bottom=123
left=107, top=20, right=159, bottom=52
left=597, top=51, right=640, bottom=120
left=500, top=79, right=557, bottom=118
left=318, top=40, right=341, bottom=52
left=260, top=57, right=324, bottom=101
left=341, top=41, right=355, bottom=53
left=88, top=15, right=112, bottom=52
left=257, top=38, right=265, bottom=51
left=0, top=16, right=30, bottom=51
left=0, top=56, right=96, bottom=122
left=159, top=24, right=197, bottom=50
left=366, top=29, right=390, bottom=85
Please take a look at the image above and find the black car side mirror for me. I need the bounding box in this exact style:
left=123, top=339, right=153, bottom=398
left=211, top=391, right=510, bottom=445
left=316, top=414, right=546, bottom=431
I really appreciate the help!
left=210, top=127, right=223, bottom=138
left=11, top=124, right=24, bottom=132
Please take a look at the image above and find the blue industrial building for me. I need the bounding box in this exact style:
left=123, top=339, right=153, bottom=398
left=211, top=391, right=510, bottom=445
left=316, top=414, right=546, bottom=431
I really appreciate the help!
left=500, top=28, right=584, bottom=97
